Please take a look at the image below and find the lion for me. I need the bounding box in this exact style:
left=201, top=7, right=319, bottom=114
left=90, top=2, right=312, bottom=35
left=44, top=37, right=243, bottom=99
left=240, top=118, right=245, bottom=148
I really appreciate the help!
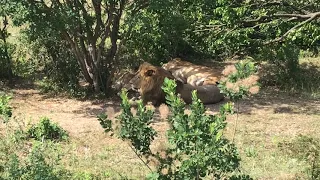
left=130, top=62, right=224, bottom=106
left=162, top=58, right=222, bottom=86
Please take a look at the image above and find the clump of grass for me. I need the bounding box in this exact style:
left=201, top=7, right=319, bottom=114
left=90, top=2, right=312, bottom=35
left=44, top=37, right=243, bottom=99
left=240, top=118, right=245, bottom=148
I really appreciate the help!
left=278, top=135, right=320, bottom=179
left=259, top=56, right=320, bottom=98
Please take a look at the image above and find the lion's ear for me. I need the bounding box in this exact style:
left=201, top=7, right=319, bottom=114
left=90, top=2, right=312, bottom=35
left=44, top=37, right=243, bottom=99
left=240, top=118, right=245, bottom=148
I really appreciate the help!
left=145, top=69, right=155, bottom=76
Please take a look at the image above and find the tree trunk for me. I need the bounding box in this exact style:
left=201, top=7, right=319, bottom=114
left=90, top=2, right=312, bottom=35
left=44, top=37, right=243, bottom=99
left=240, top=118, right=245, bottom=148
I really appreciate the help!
left=88, top=44, right=103, bottom=93
left=0, top=16, right=13, bottom=85
left=61, top=32, right=94, bottom=85
left=3, top=39, right=13, bottom=85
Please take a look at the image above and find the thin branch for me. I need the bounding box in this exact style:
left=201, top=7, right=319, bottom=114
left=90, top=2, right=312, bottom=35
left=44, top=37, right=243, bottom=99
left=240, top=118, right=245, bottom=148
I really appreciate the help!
left=272, top=13, right=319, bottom=19
left=92, top=0, right=103, bottom=41
left=232, top=101, right=240, bottom=143
left=241, top=11, right=320, bottom=28
left=265, top=12, right=320, bottom=44
left=129, top=0, right=149, bottom=15
left=127, top=142, right=153, bottom=172
left=193, top=24, right=226, bottom=32
left=77, top=0, right=94, bottom=43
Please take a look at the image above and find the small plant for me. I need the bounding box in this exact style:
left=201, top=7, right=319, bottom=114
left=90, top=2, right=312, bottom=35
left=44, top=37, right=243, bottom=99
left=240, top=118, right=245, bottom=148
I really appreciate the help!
left=218, top=59, right=260, bottom=101
left=37, top=77, right=61, bottom=94
left=26, top=117, right=69, bottom=142
left=159, top=78, right=244, bottom=179
left=99, top=89, right=157, bottom=156
left=218, top=59, right=260, bottom=142
left=245, top=146, right=258, bottom=158
left=0, top=92, right=12, bottom=123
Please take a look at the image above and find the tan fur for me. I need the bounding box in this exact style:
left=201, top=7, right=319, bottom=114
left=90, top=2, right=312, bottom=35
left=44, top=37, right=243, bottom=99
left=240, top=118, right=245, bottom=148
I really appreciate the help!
left=162, top=58, right=222, bottom=86
left=111, top=70, right=136, bottom=91
left=131, top=62, right=224, bottom=105
left=179, top=84, right=224, bottom=104
left=111, top=69, right=140, bottom=101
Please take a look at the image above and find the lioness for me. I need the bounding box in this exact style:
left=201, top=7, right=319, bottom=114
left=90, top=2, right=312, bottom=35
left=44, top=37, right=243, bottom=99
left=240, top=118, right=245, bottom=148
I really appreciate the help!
left=130, top=62, right=224, bottom=106
left=111, top=69, right=136, bottom=91
left=111, top=69, right=140, bottom=100
left=162, top=58, right=222, bottom=86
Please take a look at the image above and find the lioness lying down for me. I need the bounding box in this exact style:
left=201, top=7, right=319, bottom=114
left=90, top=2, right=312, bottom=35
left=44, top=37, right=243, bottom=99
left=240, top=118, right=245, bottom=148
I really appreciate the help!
left=162, top=58, right=222, bottom=86
left=111, top=69, right=140, bottom=101
left=129, top=62, right=224, bottom=106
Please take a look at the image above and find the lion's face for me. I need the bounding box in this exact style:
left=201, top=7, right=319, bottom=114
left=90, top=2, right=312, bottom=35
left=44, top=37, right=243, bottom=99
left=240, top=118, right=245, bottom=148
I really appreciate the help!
left=127, top=62, right=180, bottom=106
left=128, top=63, right=160, bottom=91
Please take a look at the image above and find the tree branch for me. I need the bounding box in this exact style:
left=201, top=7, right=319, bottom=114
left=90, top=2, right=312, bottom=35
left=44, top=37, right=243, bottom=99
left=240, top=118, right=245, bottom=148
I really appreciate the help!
left=92, top=0, right=103, bottom=41
left=241, top=11, right=320, bottom=27
left=76, top=0, right=94, bottom=44
left=265, top=12, right=320, bottom=44
left=193, top=24, right=225, bottom=32
left=61, top=31, right=93, bottom=84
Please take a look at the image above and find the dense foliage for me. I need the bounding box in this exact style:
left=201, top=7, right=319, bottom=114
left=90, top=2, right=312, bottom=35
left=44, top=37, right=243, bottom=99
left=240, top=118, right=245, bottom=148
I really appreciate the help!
left=125, top=0, right=320, bottom=61
left=0, top=0, right=319, bottom=93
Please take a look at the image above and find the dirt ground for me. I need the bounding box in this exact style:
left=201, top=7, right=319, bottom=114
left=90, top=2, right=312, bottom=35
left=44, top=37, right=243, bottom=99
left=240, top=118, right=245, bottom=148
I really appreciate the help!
left=3, top=84, right=320, bottom=179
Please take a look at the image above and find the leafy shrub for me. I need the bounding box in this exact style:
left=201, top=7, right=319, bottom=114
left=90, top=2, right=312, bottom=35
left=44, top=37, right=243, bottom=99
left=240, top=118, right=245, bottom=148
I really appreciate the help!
left=26, top=117, right=69, bottom=142
left=0, top=38, right=15, bottom=80
left=4, top=141, right=71, bottom=180
left=37, top=77, right=60, bottom=94
left=0, top=92, right=12, bottom=123
left=26, top=33, right=82, bottom=96
left=159, top=78, right=243, bottom=179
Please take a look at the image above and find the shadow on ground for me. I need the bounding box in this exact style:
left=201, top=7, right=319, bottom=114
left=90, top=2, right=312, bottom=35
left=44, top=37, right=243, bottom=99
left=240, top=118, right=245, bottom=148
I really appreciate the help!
left=236, top=88, right=320, bottom=115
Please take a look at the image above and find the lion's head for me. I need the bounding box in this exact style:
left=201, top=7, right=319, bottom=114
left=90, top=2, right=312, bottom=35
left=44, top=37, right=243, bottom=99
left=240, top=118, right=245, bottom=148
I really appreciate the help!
left=129, top=62, right=181, bottom=106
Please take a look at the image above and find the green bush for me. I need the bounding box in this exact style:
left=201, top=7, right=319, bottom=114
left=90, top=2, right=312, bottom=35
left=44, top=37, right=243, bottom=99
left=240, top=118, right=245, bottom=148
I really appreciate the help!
left=26, top=117, right=69, bottom=142
left=98, top=90, right=156, bottom=155
left=0, top=92, right=12, bottom=123
left=4, top=142, right=71, bottom=180
left=159, top=78, right=243, bottom=179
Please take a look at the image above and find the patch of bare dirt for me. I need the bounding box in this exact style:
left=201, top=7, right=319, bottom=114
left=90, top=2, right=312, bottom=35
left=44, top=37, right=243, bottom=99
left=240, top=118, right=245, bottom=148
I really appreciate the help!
left=8, top=84, right=320, bottom=139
